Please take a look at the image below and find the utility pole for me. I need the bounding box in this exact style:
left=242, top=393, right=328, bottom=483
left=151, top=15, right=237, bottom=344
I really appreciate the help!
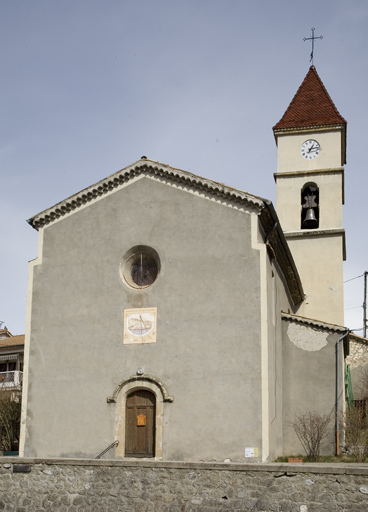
left=364, top=272, right=368, bottom=338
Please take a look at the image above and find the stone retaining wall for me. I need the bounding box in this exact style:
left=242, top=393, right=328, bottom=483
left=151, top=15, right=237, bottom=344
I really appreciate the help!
left=0, top=458, right=367, bottom=511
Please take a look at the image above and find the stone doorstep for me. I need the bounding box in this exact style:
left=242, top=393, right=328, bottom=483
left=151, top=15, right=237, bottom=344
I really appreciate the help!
left=1, top=457, right=368, bottom=476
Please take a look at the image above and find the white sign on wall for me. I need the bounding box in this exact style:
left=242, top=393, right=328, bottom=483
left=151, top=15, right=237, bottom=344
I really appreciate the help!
left=245, top=447, right=258, bottom=458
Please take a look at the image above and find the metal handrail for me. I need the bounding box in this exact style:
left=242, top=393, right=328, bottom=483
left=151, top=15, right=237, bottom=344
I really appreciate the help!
left=95, top=440, right=119, bottom=459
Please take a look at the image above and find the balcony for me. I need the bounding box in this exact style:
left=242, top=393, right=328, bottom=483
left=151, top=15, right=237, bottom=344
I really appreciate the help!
left=0, top=371, right=23, bottom=388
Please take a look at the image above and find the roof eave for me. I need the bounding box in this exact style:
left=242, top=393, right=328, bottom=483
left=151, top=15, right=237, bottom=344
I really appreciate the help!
left=260, top=201, right=304, bottom=306
left=27, top=159, right=265, bottom=231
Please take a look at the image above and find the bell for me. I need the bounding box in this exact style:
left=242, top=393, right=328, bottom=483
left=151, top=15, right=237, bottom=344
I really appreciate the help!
left=303, top=208, right=318, bottom=228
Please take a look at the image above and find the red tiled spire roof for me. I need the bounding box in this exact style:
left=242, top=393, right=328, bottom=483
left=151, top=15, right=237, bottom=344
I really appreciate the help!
left=273, top=66, right=346, bottom=131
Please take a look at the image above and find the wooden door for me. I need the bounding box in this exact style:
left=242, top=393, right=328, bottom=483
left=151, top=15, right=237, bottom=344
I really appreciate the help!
left=125, top=390, right=156, bottom=457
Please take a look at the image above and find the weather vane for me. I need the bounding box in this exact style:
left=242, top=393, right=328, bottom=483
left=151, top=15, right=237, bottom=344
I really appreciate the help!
left=303, top=28, right=323, bottom=65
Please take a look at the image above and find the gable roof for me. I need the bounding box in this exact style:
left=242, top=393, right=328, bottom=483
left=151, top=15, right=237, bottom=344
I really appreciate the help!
left=27, top=157, right=304, bottom=306
left=273, top=66, right=346, bottom=132
left=28, top=158, right=266, bottom=230
left=0, top=329, right=12, bottom=339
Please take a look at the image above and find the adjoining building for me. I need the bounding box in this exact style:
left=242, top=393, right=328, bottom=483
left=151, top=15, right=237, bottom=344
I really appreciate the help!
left=0, top=329, right=24, bottom=390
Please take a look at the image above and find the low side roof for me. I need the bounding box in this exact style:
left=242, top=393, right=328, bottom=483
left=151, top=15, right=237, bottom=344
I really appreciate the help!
left=282, top=312, right=350, bottom=356
left=281, top=312, right=347, bottom=333
left=348, top=333, right=368, bottom=345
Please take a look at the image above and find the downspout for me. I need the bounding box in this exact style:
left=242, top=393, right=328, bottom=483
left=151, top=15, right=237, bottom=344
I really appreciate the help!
left=336, top=329, right=350, bottom=455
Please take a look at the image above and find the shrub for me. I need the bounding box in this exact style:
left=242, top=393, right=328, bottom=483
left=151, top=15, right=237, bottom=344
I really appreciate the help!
left=293, top=412, right=331, bottom=462
left=0, top=390, right=21, bottom=452
left=343, top=404, right=368, bottom=462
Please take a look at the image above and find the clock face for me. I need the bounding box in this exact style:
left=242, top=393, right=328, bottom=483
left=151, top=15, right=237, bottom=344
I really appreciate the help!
left=301, top=139, right=320, bottom=160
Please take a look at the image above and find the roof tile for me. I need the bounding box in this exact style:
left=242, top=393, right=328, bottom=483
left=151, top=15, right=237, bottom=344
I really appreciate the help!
left=273, top=66, right=346, bottom=131
left=0, top=335, right=24, bottom=347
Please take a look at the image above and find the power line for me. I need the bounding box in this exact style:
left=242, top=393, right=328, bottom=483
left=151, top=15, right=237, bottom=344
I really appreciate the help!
left=344, top=273, right=364, bottom=283
left=344, top=271, right=368, bottom=338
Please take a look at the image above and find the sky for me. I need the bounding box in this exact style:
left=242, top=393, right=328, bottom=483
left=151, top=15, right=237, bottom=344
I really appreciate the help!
left=1, top=0, right=368, bottom=335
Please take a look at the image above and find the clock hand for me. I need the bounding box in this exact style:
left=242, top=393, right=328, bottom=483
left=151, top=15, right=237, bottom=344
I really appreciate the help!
left=308, top=144, right=318, bottom=153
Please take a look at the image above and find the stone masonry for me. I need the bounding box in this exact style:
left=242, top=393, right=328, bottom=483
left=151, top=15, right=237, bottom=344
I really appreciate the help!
left=0, top=458, right=367, bottom=511
left=346, top=339, right=368, bottom=371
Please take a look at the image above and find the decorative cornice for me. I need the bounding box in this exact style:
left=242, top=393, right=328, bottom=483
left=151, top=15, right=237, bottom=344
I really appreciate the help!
left=284, top=228, right=346, bottom=261
left=27, top=159, right=264, bottom=230
left=273, top=124, right=347, bottom=167
left=284, top=227, right=345, bottom=238
left=274, top=167, right=344, bottom=179
left=274, top=167, right=345, bottom=206
left=274, top=167, right=345, bottom=204
left=273, top=124, right=345, bottom=137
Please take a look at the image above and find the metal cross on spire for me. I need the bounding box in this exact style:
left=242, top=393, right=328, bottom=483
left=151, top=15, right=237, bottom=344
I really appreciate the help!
left=303, top=27, right=323, bottom=65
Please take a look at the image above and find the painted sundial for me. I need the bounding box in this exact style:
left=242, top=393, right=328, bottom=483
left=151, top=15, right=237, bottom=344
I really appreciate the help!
left=128, top=314, right=153, bottom=336
left=123, top=307, right=157, bottom=344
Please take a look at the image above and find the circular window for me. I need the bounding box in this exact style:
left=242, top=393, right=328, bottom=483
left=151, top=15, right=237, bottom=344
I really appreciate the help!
left=121, top=246, right=160, bottom=289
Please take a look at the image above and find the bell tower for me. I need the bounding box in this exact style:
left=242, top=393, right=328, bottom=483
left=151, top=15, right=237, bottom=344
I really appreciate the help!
left=273, top=66, right=346, bottom=325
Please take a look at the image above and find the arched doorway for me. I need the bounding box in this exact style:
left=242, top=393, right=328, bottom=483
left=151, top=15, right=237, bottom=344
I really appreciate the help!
left=125, top=389, right=156, bottom=457
left=110, top=374, right=173, bottom=459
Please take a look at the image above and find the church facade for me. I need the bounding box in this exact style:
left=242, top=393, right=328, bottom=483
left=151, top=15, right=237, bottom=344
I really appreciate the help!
left=19, top=67, right=351, bottom=462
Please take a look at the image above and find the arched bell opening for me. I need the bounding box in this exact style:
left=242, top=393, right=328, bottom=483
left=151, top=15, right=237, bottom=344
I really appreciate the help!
left=301, top=182, right=319, bottom=229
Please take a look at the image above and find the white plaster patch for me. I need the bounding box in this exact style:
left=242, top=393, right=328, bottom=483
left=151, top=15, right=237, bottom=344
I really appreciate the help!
left=191, top=497, right=203, bottom=505
left=287, top=323, right=328, bottom=351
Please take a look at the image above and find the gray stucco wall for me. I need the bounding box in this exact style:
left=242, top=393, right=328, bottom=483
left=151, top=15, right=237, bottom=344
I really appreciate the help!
left=266, top=265, right=289, bottom=461
left=282, top=320, right=345, bottom=456
left=1, top=458, right=368, bottom=511
left=24, top=177, right=265, bottom=461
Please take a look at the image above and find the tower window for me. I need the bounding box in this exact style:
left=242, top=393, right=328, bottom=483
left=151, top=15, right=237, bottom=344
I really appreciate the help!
left=301, top=183, right=319, bottom=229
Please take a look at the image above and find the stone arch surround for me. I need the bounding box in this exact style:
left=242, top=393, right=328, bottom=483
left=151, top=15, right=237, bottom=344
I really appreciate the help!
left=108, top=375, right=173, bottom=459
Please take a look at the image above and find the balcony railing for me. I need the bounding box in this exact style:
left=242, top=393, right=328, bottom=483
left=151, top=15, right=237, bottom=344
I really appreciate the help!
left=0, top=371, right=23, bottom=388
